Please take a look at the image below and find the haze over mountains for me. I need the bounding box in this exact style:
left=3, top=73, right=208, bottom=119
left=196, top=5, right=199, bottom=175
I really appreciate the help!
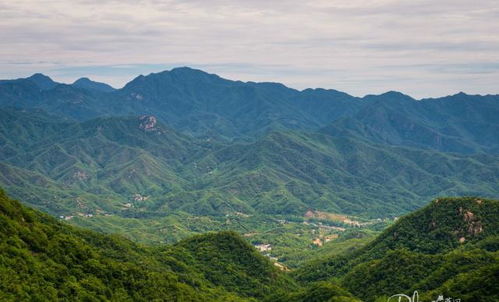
left=0, top=67, right=498, bottom=219
left=2, top=67, right=499, bottom=148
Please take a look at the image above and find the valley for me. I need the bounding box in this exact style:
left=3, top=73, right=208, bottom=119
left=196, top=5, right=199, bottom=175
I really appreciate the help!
left=68, top=209, right=385, bottom=268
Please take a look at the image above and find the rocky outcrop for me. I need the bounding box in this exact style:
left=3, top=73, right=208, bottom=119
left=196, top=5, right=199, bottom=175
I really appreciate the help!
left=139, top=115, right=159, bottom=132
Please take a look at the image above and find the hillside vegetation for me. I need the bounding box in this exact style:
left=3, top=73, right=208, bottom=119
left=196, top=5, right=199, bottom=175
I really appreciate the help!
left=0, top=191, right=497, bottom=301
left=1, top=108, right=498, bottom=219
left=293, top=197, right=499, bottom=301
left=0, top=189, right=299, bottom=301
left=1, top=68, right=498, bottom=218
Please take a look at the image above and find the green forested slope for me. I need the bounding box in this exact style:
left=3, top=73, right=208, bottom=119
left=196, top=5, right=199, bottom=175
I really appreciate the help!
left=1, top=108, right=498, bottom=218
left=342, top=247, right=498, bottom=301
left=187, top=131, right=498, bottom=216
left=293, top=197, right=499, bottom=301
left=0, top=190, right=497, bottom=301
left=0, top=189, right=301, bottom=301
left=321, top=92, right=499, bottom=154
left=1, top=68, right=498, bottom=220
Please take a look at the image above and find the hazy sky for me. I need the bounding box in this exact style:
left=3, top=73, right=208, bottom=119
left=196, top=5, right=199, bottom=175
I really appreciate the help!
left=1, top=0, right=498, bottom=98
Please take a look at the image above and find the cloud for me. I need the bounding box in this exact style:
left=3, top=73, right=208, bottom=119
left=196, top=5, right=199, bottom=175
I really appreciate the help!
left=0, top=0, right=498, bottom=97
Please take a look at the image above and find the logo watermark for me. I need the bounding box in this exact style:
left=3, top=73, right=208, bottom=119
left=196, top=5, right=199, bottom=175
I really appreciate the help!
left=387, top=291, right=460, bottom=302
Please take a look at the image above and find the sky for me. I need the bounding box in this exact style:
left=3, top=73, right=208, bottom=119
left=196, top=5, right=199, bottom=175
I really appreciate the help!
left=0, top=0, right=498, bottom=98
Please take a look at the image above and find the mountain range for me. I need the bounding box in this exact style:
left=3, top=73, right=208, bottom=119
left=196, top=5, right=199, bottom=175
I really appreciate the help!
left=0, top=68, right=498, bottom=220
left=2, top=67, right=498, bottom=151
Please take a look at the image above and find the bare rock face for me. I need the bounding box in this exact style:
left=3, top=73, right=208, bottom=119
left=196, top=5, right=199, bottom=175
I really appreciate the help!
left=139, top=115, right=159, bottom=132
left=462, top=210, right=484, bottom=236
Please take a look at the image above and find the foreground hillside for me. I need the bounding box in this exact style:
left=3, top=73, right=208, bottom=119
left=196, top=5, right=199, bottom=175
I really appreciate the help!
left=0, top=189, right=300, bottom=301
left=294, top=197, right=499, bottom=301
left=1, top=191, right=496, bottom=301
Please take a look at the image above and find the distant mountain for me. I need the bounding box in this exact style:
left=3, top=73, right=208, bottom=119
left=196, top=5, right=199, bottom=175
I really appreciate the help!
left=0, top=67, right=372, bottom=139
left=0, top=189, right=299, bottom=301
left=322, top=92, right=499, bottom=154
left=179, top=130, right=498, bottom=216
left=293, top=197, right=499, bottom=301
left=27, top=73, right=59, bottom=90
left=0, top=80, right=111, bottom=121
left=73, top=77, right=116, bottom=92
left=116, top=67, right=357, bottom=138
left=1, top=67, right=498, bottom=153
left=0, top=73, right=59, bottom=90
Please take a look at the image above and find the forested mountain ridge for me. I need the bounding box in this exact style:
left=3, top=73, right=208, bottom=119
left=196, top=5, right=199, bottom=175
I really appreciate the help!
left=1, top=68, right=498, bottom=152
left=321, top=91, right=499, bottom=154
left=1, top=107, right=498, bottom=218
left=293, top=197, right=499, bottom=301
left=72, top=78, right=116, bottom=92
left=0, top=189, right=301, bottom=301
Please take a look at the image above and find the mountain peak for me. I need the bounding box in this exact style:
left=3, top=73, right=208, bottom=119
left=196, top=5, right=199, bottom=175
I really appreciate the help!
left=170, top=66, right=199, bottom=73
left=146, top=67, right=213, bottom=78
left=73, top=77, right=91, bottom=83
left=72, top=77, right=115, bottom=92
left=29, top=73, right=50, bottom=79
left=27, top=73, right=58, bottom=90
left=168, top=66, right=223, bottom=80
left=453, top=91, right=469, bottom=98
left=301, top=88, right=354, bottom=99
left=379, top=90, right=413, bottom=99
left=123, top=67, right=226, bottom=92
left=363, top=90, right=414, bottom=102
